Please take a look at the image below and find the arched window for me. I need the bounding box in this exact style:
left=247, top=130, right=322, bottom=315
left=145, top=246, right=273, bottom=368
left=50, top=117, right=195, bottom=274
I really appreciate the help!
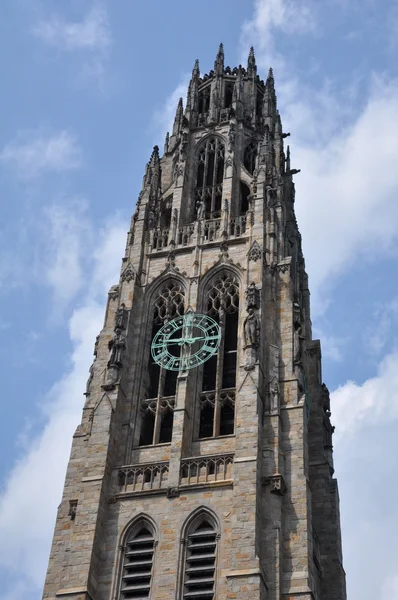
left=196, top=137, right=225, bottom=220
left=182, top=515, right=218, bottom=600
left=243, top=141, right=257, bottom=174
left=199, top=273, right=238, bottom=438
left=240, top=181, right=250, bottom=215
left=119, top=523, right=155, bottom=599
left=161, top=195, right=173, bottom=229
left=198, top=86, right=211, bottom=114
left=139, top=282, right=185, bottom=446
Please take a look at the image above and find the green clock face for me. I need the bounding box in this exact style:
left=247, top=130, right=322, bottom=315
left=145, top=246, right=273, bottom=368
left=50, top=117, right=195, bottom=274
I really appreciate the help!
left=151, top=313, right=221, bottom=371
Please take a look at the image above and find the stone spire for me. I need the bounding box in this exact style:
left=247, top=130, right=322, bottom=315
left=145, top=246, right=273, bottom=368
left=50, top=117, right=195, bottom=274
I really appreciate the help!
left=172, top=97, right=184, bottom=135
left=192, top=58, right=200, bottom=80
left=214, top=43, right=224, bottom=76
left=247, top=46, right=257, bottom=77
left=263, top=67, right=277, bottom=121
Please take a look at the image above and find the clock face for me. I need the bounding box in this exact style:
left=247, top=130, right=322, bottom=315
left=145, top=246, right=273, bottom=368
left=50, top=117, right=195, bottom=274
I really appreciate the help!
left=151, top=313, right=221, bottom=371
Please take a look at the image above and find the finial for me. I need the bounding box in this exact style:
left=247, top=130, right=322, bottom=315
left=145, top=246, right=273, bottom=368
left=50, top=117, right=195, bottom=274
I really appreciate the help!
left=247, top=46, right=257, bottom=76
left=150, top=145, right=159, bottom=165
left=164, top=131, right=170, bottom=154
left=192, top=59, right=200, bottom=78
left=173, top=97, right=184, bottom=134
left=214, top=43, right=225, bottom=75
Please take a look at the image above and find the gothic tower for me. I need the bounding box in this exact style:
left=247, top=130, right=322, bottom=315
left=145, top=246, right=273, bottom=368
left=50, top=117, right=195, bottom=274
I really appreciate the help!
left=42, top=45, right=346, bottom=600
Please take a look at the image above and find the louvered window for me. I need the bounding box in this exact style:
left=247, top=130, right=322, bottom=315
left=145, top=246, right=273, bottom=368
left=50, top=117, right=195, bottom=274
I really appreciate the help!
left=120, top=527, right=154, bottom=599
left=183, top=520, right=217, bottom=600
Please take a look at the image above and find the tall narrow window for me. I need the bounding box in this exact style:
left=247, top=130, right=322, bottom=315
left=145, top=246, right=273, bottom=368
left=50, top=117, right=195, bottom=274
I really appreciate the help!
left=243, top=141, right=257, bottom=174
left=199, top=274, right=238, bottom=438
left=198, top=86, right=211, bottom=114
left=183, top=519, right=218, bottom=600
left=139, top=282, right=184, bottom=446
left=120, top=525, right=155, bottom=599
left=240, top=182, right=250, bottom=215
left=195, top=137, right=225, bottom=220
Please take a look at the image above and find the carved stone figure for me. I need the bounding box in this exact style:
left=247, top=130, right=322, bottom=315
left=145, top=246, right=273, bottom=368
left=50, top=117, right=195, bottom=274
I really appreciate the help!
left=243, top=308, right=260, bottom=348
left=115, top=303, right=127, bottom=331
left=94, top=335, right=99, bottom=357
left=323, top=409, right=335, bottom=448
left=196, top=199, right=205, bottom=220
left=270, top=379, right=280, bottom=412
left=147, top=207, right=156, bottom=229
left=108, top=328, right=126, bottom=368
left=246, top=282, right=259, bottom=310
left=228, top=122, right=236, bottom=152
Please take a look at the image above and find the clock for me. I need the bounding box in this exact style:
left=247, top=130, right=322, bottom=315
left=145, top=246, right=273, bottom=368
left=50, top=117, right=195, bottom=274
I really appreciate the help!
left=151, top=312, right=221, bottom=371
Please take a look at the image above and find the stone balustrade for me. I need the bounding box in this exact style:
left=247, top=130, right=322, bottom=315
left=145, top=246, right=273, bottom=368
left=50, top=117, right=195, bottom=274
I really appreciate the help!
left=117, top=461, right=169, bottom=493
left=180, top=453, right=234, bottom=486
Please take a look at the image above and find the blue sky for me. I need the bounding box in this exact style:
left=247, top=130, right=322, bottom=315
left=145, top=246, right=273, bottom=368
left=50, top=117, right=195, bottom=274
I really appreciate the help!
left=1, top=1, right=398, bottom=598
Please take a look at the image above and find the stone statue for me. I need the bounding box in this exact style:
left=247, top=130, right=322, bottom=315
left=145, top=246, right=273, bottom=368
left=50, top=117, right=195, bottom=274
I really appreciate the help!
left=246, top=282, right=258, bottom=310
left=243, top=308, right=260, bottom=347
left=147, top=207, right=156, bottom=229
left=228, top=122, right=236, bottom=152
left=115, top=303, right=127, bottom=331
left=323, top=409, right=335, bottom=448
left=93, top=335, right=99, bottom=357
left=108, top=328, right=126, bottom=368
left=85, top=335, right=100, bottom=395
left=270, top=379, right=280, bottom=412
left=196, top=199, right=205, bottom=220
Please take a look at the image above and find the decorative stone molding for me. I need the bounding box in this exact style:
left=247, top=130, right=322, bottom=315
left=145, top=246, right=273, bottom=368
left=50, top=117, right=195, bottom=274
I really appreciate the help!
left=121, top=263, right=135, bottom=283
left=248, top=240, right=263, bottom=262
left=180, top=453, right=234, bottom=486
left=166, top=487, right=180, bottom=498
left=262, top=474, right=287, bottom=495
left=117, top=461, right=169, bottom=493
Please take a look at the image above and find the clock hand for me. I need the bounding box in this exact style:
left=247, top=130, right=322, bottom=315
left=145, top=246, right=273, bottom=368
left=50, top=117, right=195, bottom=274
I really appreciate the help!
left=165, top=336, right=206, bottom=345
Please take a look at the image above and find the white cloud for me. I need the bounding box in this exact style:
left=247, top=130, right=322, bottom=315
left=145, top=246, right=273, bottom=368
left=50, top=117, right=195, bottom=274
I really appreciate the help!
left=331, top=349, right=398, bottom=438
left=381, top=574, right=398, bottom=600
left=33, top=6, right=111, bottom=52
left=42, top=200, right=92, bottom=314
left=242, top=1, right=398, bottom=313
left=241, top=0, right=317, bottom=69
left=0, top=130, right=82, bottom=178
left=0, top=219, right=126, bottom=595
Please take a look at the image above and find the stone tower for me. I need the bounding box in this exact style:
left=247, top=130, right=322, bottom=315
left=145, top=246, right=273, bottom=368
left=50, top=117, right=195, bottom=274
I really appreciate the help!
left=42, top=45, right=346, bottom=600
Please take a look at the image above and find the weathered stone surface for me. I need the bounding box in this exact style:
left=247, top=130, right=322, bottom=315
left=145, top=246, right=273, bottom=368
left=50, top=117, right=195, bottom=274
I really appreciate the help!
left=42, top=46, right=346, bottom=600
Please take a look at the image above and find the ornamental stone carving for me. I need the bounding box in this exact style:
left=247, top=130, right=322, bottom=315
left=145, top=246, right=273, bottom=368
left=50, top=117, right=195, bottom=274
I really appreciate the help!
left=121, top=264, right=135, bottom=283
left=248, top=240, right=262, bottom=262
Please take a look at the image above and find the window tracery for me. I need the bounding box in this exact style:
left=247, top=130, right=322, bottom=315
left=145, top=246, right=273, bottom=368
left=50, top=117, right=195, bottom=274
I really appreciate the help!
left=195, top=137, right=225, bottom=220
left=139, top=282, right=184, bottom=446
left=199, top=274, right=238, bottom=438
left=243, top=141, right=257, bottom=174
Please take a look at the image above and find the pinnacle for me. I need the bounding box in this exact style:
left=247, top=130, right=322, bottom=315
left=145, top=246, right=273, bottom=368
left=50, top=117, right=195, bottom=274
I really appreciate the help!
left=214, top=43, right=225, bottom=73
left=192, top=59, right=200, bottom=77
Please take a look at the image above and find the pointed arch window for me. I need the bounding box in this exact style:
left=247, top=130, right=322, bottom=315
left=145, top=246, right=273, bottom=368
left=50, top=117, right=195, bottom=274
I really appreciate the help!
left=139, top=282, right=185, bottom=446
left=182, top=516, right=218, bottom=600
left=198, top=274, right=238, bottom=438
left=119, top=523, right=155, bottom=599
left=195, top=137, right=224, bottom=220
left=243, top=141, right=257, bottom=174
